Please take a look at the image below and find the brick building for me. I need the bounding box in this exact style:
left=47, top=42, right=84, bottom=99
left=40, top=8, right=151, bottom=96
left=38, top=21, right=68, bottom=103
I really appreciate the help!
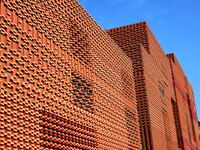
left=107, top=22, right=199, bottom=150
left=168, top=53, right=199, bottom=149
left=198, top=122, right=200, bottom=148
left=0, top=0, right=199, bottom=150
left=0, top=0, right=141, bottom=149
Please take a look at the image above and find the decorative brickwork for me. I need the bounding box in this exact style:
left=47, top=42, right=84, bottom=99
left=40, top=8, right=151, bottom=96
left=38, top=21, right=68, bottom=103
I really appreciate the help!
left=1, top=0, right=199, bottom=150
left=0, top=0, right=141, bottom=149
left=168, top=53, right=199, bottom=150
left=107, top=22, right=191, bottom=150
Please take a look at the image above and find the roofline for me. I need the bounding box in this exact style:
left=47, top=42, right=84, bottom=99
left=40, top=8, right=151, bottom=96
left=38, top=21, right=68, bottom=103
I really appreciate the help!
left=106, top=21, right=147, bottom=31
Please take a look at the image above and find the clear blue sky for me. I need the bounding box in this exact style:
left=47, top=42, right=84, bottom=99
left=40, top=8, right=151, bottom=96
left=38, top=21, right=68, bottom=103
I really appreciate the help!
left=78, top=0, right=200, bottom=120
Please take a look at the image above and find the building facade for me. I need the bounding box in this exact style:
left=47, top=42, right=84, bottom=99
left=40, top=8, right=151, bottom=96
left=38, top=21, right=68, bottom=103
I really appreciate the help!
left=198, top=122, right=200, bottom=148
left=107, top=23, right=199, bottom=150
left=0, top=0, right=141, bottom=149
left=0, top=0, right=199, bottom=150
left=168, top=54, right=199, bottom=149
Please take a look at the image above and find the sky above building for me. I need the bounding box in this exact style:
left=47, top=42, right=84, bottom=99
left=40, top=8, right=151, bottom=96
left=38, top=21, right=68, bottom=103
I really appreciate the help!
left=78, top=0, right=200, bottom=120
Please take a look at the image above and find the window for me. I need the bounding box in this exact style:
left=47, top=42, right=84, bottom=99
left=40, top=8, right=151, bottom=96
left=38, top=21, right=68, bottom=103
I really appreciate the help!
left=185, top=113, right=192, bottom=144
left=171, top=99, right=184, bottom=148
left=187, top=94, right=197, bottom=142
left=141, top=125, right=153, bottom=150
left=162, top=109, right=171, bottom=149
left=159, top=82, right=165, bottom=104
left=71, top=71, right=93, bottom=112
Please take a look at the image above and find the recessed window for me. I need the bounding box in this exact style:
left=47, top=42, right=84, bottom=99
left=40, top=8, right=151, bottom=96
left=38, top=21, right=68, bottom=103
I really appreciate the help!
left=171, top=98, right=184, bottom=148
left=159, top=82, right=165, bottom=104
left=71, top=71, right=93, bottom=112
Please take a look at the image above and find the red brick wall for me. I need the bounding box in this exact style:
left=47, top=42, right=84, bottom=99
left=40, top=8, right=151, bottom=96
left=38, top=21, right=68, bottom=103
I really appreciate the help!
left=168, top=54, right=199, bottom=150
left=0, top=0, right=141, bottom=149
left=107, top=22, right=180, bottom=150
left=198, top=125, right=200, bottom=148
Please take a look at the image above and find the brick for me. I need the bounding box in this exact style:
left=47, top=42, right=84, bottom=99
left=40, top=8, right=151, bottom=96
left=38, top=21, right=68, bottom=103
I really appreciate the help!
left=107, top=22, right=199, bottom=150
left=0, top=0, right=141, bottom=149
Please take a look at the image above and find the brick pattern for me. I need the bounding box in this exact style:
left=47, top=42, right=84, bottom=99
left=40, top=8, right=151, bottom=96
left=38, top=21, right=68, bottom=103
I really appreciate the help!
left=1, top=0, right=199, bottom=149
left=168, top=54, right=199, bottom=150
left=71, top=71, right=93, bottom=113
left=107, top=23, right=153, bottom=150
left=107, top=22, right=181, bottom=150
left=39, top=110, right=96, bottom=149
left=0, top=0, right=141, bottom=149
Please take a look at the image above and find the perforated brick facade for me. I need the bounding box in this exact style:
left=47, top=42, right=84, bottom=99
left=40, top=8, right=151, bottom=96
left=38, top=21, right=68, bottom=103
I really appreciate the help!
left=168, top=54, right=199, bottom=150
left=198, top=123, right=200, bottom=148
left=0, top=0, right=141, bottom=149
left=107, top=22, right=199, bottom=150
left=1, top=1, right=199, bottom=150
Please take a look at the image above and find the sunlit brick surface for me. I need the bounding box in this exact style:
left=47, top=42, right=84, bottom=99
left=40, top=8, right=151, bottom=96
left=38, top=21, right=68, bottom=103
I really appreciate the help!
left=168, top=54, right=200, bottom=150
left=1, top=0, right=199, bottom=150
left=0, top=0, right=141, bottom=149
left=107, top=22, right=200, bottom=150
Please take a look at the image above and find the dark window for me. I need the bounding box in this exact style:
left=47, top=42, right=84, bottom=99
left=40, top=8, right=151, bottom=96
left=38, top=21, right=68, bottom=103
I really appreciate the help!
left=159, top=83, right=165, bottom=104
left=162, top=109, right=171, bottom=149
left=187, top=94, right=197, bottom=142
left=69, top=18, right=91, bottom=66
left=141, top=125, right=153, bottom=150
left=71, top=71, right=93, bottom=112
left=185, top=113, right=192, bottom=144
left=171, top=99, right=184, bottom=148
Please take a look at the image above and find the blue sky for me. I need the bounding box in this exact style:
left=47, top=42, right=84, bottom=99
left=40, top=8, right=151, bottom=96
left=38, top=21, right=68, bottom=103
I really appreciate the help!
left=78, top=0, right=200, bottom=120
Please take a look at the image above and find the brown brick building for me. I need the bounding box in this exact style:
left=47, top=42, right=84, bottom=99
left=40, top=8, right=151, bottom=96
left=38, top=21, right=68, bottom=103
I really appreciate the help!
left=198, top=122, right=200, bottom=148
left=0, top=0, right=141, bottom=149
left=168, top=54, right=199, bottom=149
left=0, top=0, right=199, bottom=150
left=107, top=22, right=199, bottom=150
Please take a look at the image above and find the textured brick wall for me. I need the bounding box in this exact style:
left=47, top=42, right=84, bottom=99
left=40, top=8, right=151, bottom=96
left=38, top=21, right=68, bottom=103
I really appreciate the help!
left=107, top=22, right=181, bottom=150
left=168, top=54, right=199, bottom=150
left=1, top=1, right=199, bottom=150
left=198, top=125, right=200, bottom=148
left=0, top=0, right=141, bottom=149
